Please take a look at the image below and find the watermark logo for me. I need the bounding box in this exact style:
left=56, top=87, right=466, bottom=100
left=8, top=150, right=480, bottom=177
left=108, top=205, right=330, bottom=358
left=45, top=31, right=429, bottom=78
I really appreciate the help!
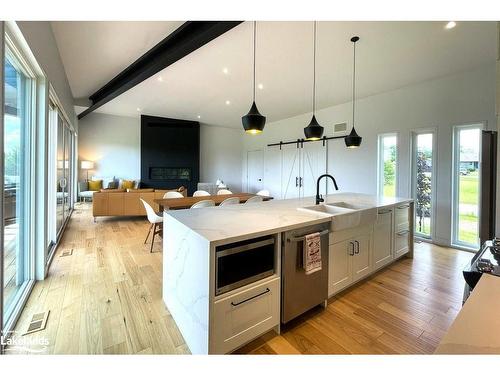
left=1, top=331, right=49, bottom=354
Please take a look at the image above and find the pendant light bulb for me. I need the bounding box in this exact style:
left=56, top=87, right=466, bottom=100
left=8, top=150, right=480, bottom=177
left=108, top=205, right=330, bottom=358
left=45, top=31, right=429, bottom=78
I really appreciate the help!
left=345, top=35, right=362, bottom=148
left=304, top=21, right=324, bottom=140
left=242, top=21, right=266, bottom=134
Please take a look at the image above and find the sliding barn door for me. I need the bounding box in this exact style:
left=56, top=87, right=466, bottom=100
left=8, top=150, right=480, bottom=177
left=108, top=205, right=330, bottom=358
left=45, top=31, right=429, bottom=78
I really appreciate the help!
left=281, top=145, right=301, bottom=199
left=301, top=142, right=327, bottom=198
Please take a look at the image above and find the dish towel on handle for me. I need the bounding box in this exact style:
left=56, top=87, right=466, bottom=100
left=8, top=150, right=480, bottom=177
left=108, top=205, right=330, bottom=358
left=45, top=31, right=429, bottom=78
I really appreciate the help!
left=303, top=232, right=322, bottom=275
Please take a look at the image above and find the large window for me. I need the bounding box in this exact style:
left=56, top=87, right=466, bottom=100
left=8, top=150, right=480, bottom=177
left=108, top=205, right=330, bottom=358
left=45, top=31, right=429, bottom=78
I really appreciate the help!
left=411, top=131, right=435, bottom=239
left=378, top=133, right=397, bottom=197
left=3, top=36, right=36, bottom=326
left=452, top=124, right=482, bottom=249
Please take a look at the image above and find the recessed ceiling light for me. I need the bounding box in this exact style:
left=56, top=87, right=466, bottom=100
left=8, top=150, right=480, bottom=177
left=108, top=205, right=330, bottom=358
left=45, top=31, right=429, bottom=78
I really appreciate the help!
left=445, top=21, right=456, bottom=30
left=222, top=67, right=229, bottom=74
left=197, top=115, right=201, bottom=119
left=225, top=100, right=231, bottom=105
left=157, top=76, right=163, bottom=82
left=136, top=108, right=141, bottom=112
left=258, top=83, right=264, bottom=90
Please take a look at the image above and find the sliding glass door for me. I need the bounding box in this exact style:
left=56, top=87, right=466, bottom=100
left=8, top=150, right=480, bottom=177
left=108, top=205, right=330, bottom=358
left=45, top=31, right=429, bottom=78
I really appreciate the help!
left=411, top=131, right=435, bottom=239
left=3, top=41, right=35, bottom=325
left=452, top=125, right=482, bottom=249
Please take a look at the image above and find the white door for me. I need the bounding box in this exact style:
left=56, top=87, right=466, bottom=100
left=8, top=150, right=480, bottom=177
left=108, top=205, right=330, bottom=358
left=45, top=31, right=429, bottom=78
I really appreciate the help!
left=247, top=150, right=264, bottom=193
left=281, top=145, right=301, bottom=199
left=301, top=142, right=327, bottom=198
left=263, top=148, right=282, bottom=199
left=328, top=239, right=353, bottom=296
left=351, top=233, right=372, bottom=282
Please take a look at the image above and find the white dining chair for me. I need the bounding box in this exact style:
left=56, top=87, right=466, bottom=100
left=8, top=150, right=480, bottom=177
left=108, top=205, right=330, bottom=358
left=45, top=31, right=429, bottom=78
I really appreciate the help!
left=256, top=189, right=270, bottom=197
left=217, top=189, right=233, bottom=195
left=191, top=200, right=216, bottom=209
left=140, top=199, right=163, bottom=253
left=245, top=195, right=264, bottom=204
left=163, top=191, right=184, bottom=199
left=219, top=197, right=240, bottom=206
left=193, top=190, right=210, bottom=197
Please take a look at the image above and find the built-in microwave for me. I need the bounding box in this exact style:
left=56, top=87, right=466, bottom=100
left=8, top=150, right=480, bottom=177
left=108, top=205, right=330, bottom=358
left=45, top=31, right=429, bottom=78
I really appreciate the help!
left=215, top=236, right=275, bottom=296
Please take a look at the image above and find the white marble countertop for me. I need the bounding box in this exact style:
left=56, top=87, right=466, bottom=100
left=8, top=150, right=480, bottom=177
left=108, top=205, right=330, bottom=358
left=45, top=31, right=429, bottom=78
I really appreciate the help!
left=435, top=273, right=500, bottom=354
left=165, top=192, right=412, bottom=244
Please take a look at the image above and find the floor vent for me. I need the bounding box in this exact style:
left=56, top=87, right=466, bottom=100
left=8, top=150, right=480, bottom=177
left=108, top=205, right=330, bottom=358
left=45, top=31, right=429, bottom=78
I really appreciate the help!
left=60, top=249, right=73, bottom=257
left=23, top=311, right=50, bottom=335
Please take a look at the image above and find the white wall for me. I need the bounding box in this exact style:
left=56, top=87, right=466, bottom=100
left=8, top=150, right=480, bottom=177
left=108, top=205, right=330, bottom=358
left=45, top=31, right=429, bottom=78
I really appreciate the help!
left=78, top=113, right=244, bottom=191
left=200, top=125, right=243, bottom=192
left=16, top=21, right=77, bottom=128
left=78, top=112, right=141, bottom=181
left=242, top=65, right=497, bottom=246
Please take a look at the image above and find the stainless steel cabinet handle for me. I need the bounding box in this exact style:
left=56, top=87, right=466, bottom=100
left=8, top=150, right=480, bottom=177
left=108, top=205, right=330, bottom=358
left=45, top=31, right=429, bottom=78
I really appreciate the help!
left=397, top=204, right=410, bottom=209
left=378, top=208, right=392, bottom=214
left=354, top=240, right=360, bottom=254
left=288, top=229, right=329, bottom=242
left=349, top=242, right=355, bottom=256
left=397, top=230, right=410, bottom=236
left=231, top=288, right=270, bottom=307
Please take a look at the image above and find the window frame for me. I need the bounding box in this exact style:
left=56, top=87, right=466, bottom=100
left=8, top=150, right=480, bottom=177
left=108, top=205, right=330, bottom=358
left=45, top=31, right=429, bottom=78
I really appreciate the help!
left=410, top=127, right=438, bottom=241
left=2, top=21, right=43, bottom=336
left=377, top=132, right=399, bottom=198
left=451, top=123, right=484, bottom=250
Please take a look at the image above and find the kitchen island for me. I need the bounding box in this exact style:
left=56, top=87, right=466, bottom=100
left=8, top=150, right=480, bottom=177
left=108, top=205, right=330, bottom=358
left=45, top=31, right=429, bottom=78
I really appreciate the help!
left=162, top=192, right=414, bottom=354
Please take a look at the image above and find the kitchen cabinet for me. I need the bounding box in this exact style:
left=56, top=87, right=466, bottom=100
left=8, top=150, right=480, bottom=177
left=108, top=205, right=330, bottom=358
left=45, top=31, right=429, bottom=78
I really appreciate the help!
left=394, top=203, right=411, bottom=259
left=328, top=225, right=373, bottom=296
left=351, top=233, right=371, bottom=282
left=211, top=276, right=280, bottom=354
left=329, top=239, right=352, bottom=295
left=372, top=207, right=394, bottom=271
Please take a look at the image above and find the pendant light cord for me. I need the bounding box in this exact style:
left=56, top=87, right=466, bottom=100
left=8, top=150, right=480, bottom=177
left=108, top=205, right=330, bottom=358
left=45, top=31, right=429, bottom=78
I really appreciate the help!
left=352, top=38, right=356, bottom=130
left=312, top=21, right=316, bottom=114
left=253, top=21, right=256, bottom=102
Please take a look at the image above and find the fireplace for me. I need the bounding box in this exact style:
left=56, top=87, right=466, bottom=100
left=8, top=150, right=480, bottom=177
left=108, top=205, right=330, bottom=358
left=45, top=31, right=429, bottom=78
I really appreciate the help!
left=141, top=115, right=199, bottom=194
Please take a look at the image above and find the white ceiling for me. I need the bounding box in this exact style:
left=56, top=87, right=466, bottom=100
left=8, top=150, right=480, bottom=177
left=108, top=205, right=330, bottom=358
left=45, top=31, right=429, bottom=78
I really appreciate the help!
left=61, top=21, right=497, bottom=128
left=51, top=21, right=184, bottom=100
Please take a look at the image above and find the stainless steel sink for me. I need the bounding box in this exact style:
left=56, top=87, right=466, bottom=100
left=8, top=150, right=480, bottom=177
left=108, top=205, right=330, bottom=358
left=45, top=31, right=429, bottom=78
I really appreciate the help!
left=298, top=203, right=377, bottom=231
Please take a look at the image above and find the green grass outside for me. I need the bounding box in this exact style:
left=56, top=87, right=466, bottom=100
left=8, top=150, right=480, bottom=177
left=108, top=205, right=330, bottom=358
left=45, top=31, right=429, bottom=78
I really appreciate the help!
left=383, top=182, right=395, bottom=198
left=459, top=171, right=479, bottom=205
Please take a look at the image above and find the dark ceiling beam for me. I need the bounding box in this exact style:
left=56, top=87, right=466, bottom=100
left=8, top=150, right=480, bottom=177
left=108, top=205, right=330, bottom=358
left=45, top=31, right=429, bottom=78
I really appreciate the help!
left=78, top=21, right=243, bottom=120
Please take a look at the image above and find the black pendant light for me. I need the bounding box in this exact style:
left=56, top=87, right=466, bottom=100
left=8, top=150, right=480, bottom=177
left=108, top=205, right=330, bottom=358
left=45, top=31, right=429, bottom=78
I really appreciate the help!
left=345, top=36, right=362, bottom=148
left=304, top=21, right=324, bottom=141
left=242, top=21, right=266, bottom=134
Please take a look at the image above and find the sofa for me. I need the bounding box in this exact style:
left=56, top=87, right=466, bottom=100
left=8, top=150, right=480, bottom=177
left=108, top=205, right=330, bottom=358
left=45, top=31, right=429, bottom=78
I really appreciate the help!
left=92, top=187, right=186, bottom=219
left=78, top=176, right=139, bottom=202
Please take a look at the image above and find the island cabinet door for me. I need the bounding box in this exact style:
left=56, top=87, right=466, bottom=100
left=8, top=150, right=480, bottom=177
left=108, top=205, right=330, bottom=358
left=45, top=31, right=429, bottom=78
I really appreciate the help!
left=211, top=277, right=280, bottom=354
left=328, top=240, right=352, bottom=296
left=351, top=233, right=372, bottom=283
left=372, top=208, right=393, bottom=271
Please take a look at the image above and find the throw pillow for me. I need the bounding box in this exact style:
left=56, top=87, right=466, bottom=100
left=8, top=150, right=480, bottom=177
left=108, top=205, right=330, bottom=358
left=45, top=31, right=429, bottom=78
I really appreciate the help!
left=121, top=180, right=135, bottom=190
left=107, top=180, right=119, bottom=189
left=88, top=180, right=103, bottom=191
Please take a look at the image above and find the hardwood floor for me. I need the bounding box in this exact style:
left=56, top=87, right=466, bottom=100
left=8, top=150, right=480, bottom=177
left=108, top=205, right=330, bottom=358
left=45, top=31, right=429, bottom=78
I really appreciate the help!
left=9, top=202, right=473, bottom=354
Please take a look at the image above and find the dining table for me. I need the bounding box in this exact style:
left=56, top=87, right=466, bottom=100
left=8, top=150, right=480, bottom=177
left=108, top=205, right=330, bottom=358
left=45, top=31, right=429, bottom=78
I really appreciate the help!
left=154, top=193, right=273, bottom=211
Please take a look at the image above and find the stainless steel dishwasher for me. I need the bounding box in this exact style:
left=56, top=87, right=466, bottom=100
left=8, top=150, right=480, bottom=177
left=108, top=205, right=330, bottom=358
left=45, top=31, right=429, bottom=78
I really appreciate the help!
left=281, top=222, right=330, bottom=324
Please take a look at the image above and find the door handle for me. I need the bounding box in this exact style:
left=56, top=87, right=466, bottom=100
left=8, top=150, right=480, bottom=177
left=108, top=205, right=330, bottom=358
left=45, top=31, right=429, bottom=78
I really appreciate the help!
left=231, top=288, right=270, bottom=307
left=349, top=242, right=355, bottom=256
left=299, top=177, right=303, bottom=187
left=296, top=177, right=299, bottom=187
left=354, top=240, right=360, bottom=254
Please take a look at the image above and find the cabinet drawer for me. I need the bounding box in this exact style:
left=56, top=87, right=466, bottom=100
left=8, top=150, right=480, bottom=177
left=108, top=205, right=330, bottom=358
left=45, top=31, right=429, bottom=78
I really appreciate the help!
left=395, top=203, right=410, bottom=229
left=212, top=277, right=279, bottom=353
left=394, top=229, right=410, bottom=258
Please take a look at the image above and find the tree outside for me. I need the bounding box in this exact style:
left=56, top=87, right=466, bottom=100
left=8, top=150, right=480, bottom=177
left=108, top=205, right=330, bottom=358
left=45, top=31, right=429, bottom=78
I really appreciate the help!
left=416, top=150, right=432, bottom=235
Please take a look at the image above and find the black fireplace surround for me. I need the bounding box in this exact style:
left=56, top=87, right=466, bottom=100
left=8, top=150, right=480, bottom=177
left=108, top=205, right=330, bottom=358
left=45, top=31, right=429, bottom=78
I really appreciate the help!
left=140, top=115, right=200, bottom=194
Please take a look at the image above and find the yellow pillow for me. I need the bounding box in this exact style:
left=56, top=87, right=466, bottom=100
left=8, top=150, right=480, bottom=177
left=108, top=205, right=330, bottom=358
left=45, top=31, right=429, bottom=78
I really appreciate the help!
left=121, top=180, right=135, bottom=190
left=88, top=180, right=103, bottom=191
